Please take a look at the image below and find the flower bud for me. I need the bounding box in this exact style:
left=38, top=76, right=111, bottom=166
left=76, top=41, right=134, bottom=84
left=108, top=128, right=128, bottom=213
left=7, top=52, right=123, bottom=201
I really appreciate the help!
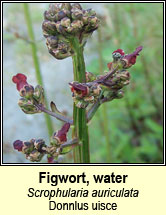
left=116, top=90, right=124, bottom=99
left=22, top=140, right=34, bottom=154
left=27, top=150, right=44, bottom=162
left=84, top=96, right=95, bottom=102
left=71, top=8, right=83, bottom=20
left=55, top=21, right=67, bottom=34
left=61, top=3, right=72, bottom=11
left=33, top=85, right=45, bottom=105
left=46, top=36, right=58, bottom=48
left=44, top=10, right=57, bottom=22
left=48, top=3, right=62, bottom=14
left=60, top=17, right=71, bottom=28
left=57, top=10, right=66, bottom=21
left=18, top=98, right=41, bottom=114
left=74, top=99, right=89, bottom=109
left=71, top=20, right=84, bottom=33
left=42, top=20, right=57, bottom=36
left=85, top=72, right=96, bottom=82
left=34, top=139, right=46, bottom=152
left=91, top=84, right=101, bottom=96
left=72, top=3, right=82, bottom=10
left=19, top=85, right=34, bottom=98
left=48, top=47, right=71, bottom=60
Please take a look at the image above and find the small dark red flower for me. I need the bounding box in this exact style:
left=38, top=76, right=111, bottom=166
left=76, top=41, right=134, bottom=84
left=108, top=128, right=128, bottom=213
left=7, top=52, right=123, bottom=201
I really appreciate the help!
left=12, top=73, right=34, bottom=97
left=13, top=140, right=23, bottom=152
left=69, top=82, right=89, bottom=97
left=47, top=156, right=55, bottom=163
left=12, top=73, right=28, bottom=91
left=112, top=49, right=125, bottom=56
left=54, top=123, right=70, bottom=143
left=122, top=46, right=143, bottom=68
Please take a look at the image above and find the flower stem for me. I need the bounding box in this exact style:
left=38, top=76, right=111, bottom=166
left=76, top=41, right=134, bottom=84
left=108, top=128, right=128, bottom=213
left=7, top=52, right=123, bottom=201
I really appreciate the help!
left=23, top=3, right=54, bottom=137
left=71, top=38, right=90, bottom=163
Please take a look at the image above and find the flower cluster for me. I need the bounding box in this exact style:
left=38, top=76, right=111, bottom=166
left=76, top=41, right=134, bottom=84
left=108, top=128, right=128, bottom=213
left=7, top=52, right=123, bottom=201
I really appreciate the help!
left=42, top=3, right=99, bottom=59
left=69, top=81, right=102, bottom=108
left=13, top=123, right=73, bottom=163
left=13, top=138, right=46, bottom=162
left=12, top=74, right=44, bottom=114
left=69, top=46, right=143, bottom=108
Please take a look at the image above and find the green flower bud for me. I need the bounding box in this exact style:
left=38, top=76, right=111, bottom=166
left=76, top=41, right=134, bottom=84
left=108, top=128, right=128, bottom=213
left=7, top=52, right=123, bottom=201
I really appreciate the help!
left=27, top=150, right=44, bottom=162
left=89, top=16, right=99, bottom=27
left=33, top=85, right=45, bottom=105
left=84, top=96, right=95, bottom=102
left=18, top=98, right=41, bottom=114
left=85, top=72, right=96, bottom=82
left=115, top=90, right=124, bottom=99
left=50, top=136, right=59, bottom=146
left=22, top=140, right=34, bottom=154
left=74, top=99, right=89, bottom=108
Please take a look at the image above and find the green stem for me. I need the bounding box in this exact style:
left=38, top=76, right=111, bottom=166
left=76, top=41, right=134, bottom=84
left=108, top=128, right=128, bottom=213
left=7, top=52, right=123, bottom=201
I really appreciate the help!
left=87, top=101, right=101, bottom=122
left=97, top=27, right=111, bottom=163
left=23, top=3, right=54, bottom=137
left=71, top=38, right=90, bottom=163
